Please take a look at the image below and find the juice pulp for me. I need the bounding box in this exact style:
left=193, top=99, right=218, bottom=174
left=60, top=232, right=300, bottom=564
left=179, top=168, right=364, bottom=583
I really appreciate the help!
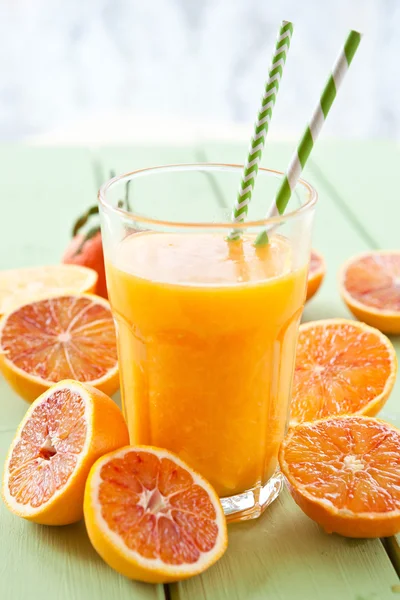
left=106, top=232, right=307, bottom=497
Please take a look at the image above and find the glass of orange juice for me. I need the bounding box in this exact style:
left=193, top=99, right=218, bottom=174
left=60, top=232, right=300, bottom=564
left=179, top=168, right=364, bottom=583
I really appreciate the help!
left=98, top=164, right=317, bottom=522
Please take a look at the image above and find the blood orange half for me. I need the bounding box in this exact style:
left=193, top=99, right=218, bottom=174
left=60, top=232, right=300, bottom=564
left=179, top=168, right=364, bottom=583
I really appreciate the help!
left=84, top=446, right=228, bottom=583
left=0, top=294, right=119, bottom=402
left=2, top=380, right=129, bottom=525
left=280, top=416, right=400, bottom=538
left=291, top=319, right=397, bottom=425
left=340, top=250, right=400, bottom=334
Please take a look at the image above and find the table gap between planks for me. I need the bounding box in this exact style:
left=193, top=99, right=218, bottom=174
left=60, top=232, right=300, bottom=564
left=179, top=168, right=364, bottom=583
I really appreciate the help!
left=0, top=142, right=398, bottom=600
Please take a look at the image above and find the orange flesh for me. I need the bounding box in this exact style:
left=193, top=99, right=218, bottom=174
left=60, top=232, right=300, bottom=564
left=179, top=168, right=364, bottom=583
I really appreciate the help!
left=292, top=322, right=393, bottom=424
left=8, top=388, right=87, bottom=507
left=283, top=417, right=400, bottom=513
left=99, top=450, right=219, bottom=565
left=1, top=296, right=117, bottom=382
left=344, top=254, right=400, bottom=311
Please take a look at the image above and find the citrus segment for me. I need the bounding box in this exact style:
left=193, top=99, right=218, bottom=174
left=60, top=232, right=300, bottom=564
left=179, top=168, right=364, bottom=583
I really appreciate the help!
left=0, top=265, right=97, bottom=315
left=306, top=250, right=325, bottom=301
left=84, top=446, right=228, bottom=583
left=291, top=319, right=396, bottom=425
left=279, top=416, right=400, bottom=537
left=0, top=294, right=119, bottom=402
left=340, top=251, right=400, bottom=333
left=2, top=380, right=129, bottom=525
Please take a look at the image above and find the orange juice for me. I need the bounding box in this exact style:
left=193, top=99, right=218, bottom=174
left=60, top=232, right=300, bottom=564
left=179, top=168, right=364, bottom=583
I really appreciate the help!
left=106, top=232, right=307, bottom=497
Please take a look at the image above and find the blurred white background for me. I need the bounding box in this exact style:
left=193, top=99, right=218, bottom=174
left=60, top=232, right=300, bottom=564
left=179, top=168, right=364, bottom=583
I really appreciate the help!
left=0, top=0, right=397, bottom=143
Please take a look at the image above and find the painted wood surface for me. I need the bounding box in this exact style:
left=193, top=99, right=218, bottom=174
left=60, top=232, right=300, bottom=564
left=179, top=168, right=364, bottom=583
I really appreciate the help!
left=172, top=488, right=398, bottom=600
left=311, top=140, right=400, bottom=583
left=310, top=141, right=400, bottom=428
left=0, top=142, right=399, bottom=599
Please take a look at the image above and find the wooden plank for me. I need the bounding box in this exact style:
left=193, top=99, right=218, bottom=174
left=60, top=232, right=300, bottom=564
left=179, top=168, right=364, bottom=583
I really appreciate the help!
left=311, top=140, right=399, bottom=249
left=0, top=146, right=98, bottom=270
left=310, top=140, right=400, bottom=427
left=171, top=141, right=398, bottom=600
left=171, top=489, right=398, bottom=600
left=0, top=146, right=162, bottom=600
left=311, top=140, right=400, bottom=572
left=0, top=430, right=162, bottom=600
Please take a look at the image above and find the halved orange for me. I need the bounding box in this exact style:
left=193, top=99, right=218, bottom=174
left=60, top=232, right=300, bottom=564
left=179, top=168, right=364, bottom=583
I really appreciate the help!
left=0, top=264, right=98, bottom=315
left=84, top=446, right=228, bottom=583
left=2, top=380, right=129, bottom=525
left=0, top=294, right=119, bottom=402
left=291, top=319, right=397, bottom=425
left=279, top=415, right=400, bottom=538
left=340, top=250, right=400, bottom=334
left=306, top=250, right=325, bottom=301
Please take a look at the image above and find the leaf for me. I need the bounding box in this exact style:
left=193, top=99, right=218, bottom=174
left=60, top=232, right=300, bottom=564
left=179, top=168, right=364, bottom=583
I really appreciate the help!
left=73, top=225, right=101, bottom=256
left=72, top=205, right=99, bottom=237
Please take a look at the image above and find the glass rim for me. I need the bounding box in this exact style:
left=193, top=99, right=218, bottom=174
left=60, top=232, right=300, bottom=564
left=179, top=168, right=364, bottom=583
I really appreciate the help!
left=98, top=163, right=318, bottom=229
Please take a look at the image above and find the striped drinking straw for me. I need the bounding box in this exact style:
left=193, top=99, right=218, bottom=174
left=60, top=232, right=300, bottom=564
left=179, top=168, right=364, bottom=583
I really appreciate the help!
left=255, top=29, right=362, bottom=245
left=228, top=20, right=294, bottom=241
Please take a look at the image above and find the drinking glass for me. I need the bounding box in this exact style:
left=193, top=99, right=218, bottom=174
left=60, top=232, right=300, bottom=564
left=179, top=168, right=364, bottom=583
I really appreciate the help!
left=98, top=164, right=317, bottom=522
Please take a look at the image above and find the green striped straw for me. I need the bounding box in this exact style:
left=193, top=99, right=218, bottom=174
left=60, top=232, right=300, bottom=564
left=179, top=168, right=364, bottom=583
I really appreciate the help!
left=256, top=29, right=362, bottom=245
left=228, top=20, right=294, bottom=241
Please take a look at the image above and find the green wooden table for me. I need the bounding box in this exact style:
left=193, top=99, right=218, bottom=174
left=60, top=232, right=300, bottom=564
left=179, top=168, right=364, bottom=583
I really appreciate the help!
left=0, top=141, right=399, bottom=600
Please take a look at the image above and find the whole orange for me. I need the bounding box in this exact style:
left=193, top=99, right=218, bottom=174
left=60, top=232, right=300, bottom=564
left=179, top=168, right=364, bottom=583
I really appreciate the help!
left=63, top=177, right=132, bottom=299
left=63, top=228, right=107, bottom=298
